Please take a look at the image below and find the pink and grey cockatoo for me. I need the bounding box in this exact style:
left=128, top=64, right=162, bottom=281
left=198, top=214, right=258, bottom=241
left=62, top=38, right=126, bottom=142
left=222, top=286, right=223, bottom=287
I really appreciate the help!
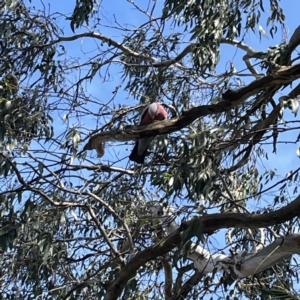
left=129, top=103, right=168, bottom=164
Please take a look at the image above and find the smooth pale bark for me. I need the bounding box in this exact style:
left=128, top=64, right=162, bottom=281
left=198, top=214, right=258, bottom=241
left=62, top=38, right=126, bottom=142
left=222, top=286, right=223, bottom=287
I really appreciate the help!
left=156, top=205, right=300, bottom=279
left=104, top=194, right=300, bottom=300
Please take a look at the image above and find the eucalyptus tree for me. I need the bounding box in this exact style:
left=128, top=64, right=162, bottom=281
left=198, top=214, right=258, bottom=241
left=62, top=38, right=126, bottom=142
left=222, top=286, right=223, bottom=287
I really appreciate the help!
left=1, top=0, right=300, bottom=299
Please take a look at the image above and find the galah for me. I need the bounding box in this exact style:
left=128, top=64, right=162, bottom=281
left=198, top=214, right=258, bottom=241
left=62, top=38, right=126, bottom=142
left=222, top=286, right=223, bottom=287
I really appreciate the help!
left=129, top=103, right=168, bottom=164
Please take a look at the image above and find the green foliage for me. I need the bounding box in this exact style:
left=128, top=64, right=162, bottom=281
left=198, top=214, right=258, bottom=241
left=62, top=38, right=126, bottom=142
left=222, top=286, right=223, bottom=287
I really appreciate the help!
left=0, top=1, right=60, bottom=152
left=0, top=0, right=299, bottom=299
left=69, top=0, right=99, bottom=32
left=161, top=0, right=285, bottom=72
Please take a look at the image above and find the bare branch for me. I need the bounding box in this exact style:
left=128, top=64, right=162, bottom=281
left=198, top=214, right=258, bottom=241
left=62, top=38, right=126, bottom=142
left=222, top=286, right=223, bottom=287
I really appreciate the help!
left=221, top=38, right=264, bottom=77
left=85, top=192, right=135, bottom=253
left=0, top=153, right=84, bottom=207
left=55, top=33, right=157, bottom=63
left=56, top=164, right=136, bottom=175
left=46, top=32, right=194, bottom=69
left=85, top=205, right=124, bottom=264
left=221, top=38, right=259, bottom=56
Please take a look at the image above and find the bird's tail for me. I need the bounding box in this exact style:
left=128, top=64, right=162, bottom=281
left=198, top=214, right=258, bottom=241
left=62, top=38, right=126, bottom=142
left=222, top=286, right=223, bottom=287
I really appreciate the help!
left=129, top=142, right=147, bottom=164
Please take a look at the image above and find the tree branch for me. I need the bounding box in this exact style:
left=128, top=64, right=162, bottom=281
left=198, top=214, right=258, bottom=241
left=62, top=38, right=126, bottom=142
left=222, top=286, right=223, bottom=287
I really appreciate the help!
left=104, top=192, right=300, bottom=299
left=236, top=234, right=300, bottom=277
left=174, top=270, right=203, bottom=300
left=49, top=32, right=194, bottom=69
left=85, top=62, right=300, bottom=154
left=221, top=38, right=264, bottom=77
left=161, top=255, right=173, bottom=300
left=286, top=25, right=300, bottom=59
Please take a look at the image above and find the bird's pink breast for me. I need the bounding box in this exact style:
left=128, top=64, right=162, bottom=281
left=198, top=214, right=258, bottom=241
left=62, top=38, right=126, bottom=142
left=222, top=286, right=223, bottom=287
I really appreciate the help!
left=140, top=111, right=154, bottom=125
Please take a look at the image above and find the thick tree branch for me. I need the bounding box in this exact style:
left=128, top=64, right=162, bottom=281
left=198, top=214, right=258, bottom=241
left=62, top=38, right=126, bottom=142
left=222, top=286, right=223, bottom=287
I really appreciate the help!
left=85, top=63, right=300, bottom=154
left=104, top=193, right=300, bottom=299
left=286, top=25, right=300, bottom=59
left=161, top=256, right=173, bottom=300
left=174, top=270, right=203, bottom=300
left=235, top=234, right=300, bottom=277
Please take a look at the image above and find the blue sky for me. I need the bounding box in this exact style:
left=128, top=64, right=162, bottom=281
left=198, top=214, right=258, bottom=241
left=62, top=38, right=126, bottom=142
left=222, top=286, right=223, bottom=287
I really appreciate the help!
left=17, top=1, right=300, bottom=297
left=20, top=0, right=300, bottom=227
left=20, top=0, right=300, bottom=218
left=44, top=0, right=300, bottom=170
